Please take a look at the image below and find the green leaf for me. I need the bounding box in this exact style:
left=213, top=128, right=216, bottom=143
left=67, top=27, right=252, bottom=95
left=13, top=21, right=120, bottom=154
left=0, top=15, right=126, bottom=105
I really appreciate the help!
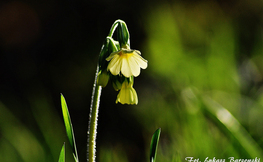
left=150, top=128, right=161, bottom=162
left=58, top=143, right=65, bottom=162
left=61, top=94, right=79, bottom=162
left=202, top=96, right=263, bottom=158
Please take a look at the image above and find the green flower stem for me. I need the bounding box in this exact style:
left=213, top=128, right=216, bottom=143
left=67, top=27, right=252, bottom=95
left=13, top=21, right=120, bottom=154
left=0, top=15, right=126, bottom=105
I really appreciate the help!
left=87, top=65, right=102, bottom=162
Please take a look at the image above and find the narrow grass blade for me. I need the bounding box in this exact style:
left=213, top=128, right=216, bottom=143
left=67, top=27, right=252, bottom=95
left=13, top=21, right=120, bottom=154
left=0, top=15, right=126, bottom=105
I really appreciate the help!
left=202, top=96, right=263, bottom=158
left=150, top=128, right=161, bottom=162
left=58, top=143, right=65, bottom=162
left=61, top=94, right=79, bottom=162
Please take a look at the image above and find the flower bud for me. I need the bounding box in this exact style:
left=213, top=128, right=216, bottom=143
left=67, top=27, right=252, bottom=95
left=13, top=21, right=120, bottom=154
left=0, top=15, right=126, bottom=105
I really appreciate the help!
left=97, top=70, right=109, bottom=87
left=117, top=20, right=130, bottom=47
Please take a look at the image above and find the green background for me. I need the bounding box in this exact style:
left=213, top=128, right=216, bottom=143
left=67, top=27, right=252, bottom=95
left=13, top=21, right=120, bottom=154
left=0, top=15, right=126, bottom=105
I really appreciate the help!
left=0, top=0, right=263, bottom=161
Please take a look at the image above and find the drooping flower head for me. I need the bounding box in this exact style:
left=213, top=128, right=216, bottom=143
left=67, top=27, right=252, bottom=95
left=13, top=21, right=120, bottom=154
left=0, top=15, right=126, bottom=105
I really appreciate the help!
left=106, top=45, right=147, bottom=78
left=116, top=77, right=138, bottom=105
left=96, top=19, right=147, bottom=105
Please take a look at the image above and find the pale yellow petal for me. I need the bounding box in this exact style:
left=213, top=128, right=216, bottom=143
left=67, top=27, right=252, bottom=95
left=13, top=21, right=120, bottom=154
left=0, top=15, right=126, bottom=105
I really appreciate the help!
left=116, top=82, right=125, bottom=104
left=133, top=54, right=148, bottom=69
left=107, top=55, right=122, bottom=75
left=106, top=51, right=119, bottom=61
left=121, top=57, right=133, bottom=77
left=116, top=89, right=123, bottom=103
left=131, top=87, right=138, bottom=105
left=129, top=89, right=134, bottom=103
left=125, top=88, right=131, bottom=103
left=118, top=88, right=128, bottom=104
left=128, top=56, right=141, bottom=77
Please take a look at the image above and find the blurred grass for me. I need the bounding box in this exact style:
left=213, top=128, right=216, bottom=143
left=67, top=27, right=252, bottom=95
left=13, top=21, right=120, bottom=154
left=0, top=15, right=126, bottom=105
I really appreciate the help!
left=1, top=0, right=263, bottom=161
left=137, top=1, right=263, bottom=161
left=0, top=102, right=45, bottom=161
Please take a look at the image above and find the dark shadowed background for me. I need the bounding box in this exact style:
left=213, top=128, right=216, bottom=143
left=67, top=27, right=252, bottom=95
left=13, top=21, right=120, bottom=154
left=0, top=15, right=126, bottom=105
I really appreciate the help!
left=0, top=0, right=263, bottom=161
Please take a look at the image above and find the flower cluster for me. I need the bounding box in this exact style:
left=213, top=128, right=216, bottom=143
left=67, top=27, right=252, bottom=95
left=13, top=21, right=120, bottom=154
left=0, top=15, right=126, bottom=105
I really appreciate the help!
left=97, top=20, right=147, bottom=105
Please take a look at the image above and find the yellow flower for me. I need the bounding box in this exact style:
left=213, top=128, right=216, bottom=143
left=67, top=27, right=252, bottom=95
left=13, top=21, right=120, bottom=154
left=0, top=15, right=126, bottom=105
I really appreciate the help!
left=116, top=79, right=138, bottom=105
left=106, top=47, right=147, bottom=78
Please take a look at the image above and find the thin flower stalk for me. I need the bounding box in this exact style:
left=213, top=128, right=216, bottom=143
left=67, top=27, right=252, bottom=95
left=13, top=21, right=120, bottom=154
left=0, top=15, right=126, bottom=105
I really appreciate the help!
left=87, top=65, right=102, bottom=162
